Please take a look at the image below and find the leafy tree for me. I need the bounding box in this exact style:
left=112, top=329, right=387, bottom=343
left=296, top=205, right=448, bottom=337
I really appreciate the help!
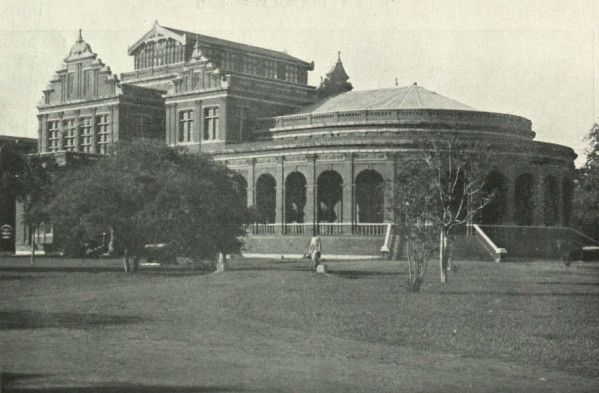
left=394, top=135, right=494, bottom=285
left=44, top=139, right=247, bottom=272
left=573, top=123, right=599, bottom=240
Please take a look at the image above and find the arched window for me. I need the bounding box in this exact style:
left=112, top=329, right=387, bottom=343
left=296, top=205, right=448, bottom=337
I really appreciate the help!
left=317, top=171, right=343, bottom=223
left=355, top=170, right=384, bottom=223
left=479, top=171, right=508, bottom=224
left=514, top=173, right=535, bottom=226
left=285, top=172, right=307, bottom=223
left=256, top=174, right=276, bottom=223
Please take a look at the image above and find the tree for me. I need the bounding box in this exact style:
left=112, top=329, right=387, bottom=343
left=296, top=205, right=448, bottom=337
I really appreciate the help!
left=43, top=139, right=247, bottom=272
left=573, top=123, right=599, bottom=240
left=394, top=135, right=494, bottom=284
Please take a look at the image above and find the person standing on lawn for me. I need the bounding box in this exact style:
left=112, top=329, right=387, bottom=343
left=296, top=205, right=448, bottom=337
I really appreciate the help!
left=308, top=232, right=322, bottom=271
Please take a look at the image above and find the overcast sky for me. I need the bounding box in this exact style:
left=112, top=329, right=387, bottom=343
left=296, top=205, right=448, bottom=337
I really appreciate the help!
left=0, top=0, right=597, bottom=166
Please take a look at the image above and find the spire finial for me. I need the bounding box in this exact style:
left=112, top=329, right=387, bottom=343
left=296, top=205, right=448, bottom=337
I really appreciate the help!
left=337, top=51, right=341, bottom=61
left=395, top=77, right=398, bottom=86
left=78, top=28, right=83, bottom=42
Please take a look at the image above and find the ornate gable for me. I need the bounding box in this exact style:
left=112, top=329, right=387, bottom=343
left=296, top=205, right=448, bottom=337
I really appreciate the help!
left=40, top=30, right=121, bottom=107
left=127, top=20, right=186, bottom=56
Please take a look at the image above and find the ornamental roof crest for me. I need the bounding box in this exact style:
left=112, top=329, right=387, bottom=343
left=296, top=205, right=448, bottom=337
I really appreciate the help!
left=64, top=29, right=97, bottom=63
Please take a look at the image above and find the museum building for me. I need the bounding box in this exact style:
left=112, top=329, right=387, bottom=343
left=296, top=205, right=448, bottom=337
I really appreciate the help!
left=15, top=22, right=591, bottom=259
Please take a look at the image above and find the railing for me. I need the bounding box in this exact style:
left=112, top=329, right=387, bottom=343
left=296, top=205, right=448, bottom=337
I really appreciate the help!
left=471, top=224, right=507, bottom=262
left=246, top=223, right=388, bottom=236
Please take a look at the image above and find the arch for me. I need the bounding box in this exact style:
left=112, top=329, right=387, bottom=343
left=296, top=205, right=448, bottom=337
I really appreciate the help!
left=543, top=175, right=559, bottom=226
left=317, top=170, right=343, bottom=223
left=479, top=171, right=508, bottom=224
left=255, top=173, right=276, bottom=223
left=285, top=171, right=307, bottom=223
left=562, top=177, right=573, bottom=226
left=235, top=174, right=248, bottom=209
left=355, top=169, right=384, bottom=223
left=514, top=173, right=535, bottom=226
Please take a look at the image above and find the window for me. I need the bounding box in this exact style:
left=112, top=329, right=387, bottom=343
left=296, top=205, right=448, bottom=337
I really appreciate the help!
left=66, top=73, right=74, bottom=99
left=178, top=110, right=193, bottom=143
left=83, top=70, right=93, bottom=95
left=239, top=107, right=250, bottom=141
left=63, top=118, right=76, bottom=151
left=47, top=120, right=60, bottom=152
left=96, top=114, right=110, bottom=154
left=203, top=107, right=219, bottom=140
left=79, top=117, right=93, bottom=153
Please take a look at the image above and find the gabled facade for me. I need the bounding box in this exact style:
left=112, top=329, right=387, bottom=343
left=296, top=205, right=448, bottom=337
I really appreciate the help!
left=38, top=30, right=165, bottom=156
left=122, top=21, right=317, bottom=152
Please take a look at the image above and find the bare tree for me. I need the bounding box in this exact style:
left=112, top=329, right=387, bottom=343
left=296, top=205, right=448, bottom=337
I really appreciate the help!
left=394, top=134, right=494, bottom=283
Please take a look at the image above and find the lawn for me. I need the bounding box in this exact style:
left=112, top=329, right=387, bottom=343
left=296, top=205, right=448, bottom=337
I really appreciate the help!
left=1, top=256, right=598, bottom=392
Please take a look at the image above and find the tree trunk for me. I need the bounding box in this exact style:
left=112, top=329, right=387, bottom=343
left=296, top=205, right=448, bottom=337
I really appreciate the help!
left=108, top=227, right=115, bottom=255
left=439, top=229, right=449, bottom=283
left=131, top=256, right=140, bottom=273
left=122, top=248, right=131, bottom=273
left=30, top=242, right=36, bottom=267
left=215, top=252, right=228, bottom=273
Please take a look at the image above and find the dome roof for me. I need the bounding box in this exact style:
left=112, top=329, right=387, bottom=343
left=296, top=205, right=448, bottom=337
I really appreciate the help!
left=297, top=83, right=474, bottom=114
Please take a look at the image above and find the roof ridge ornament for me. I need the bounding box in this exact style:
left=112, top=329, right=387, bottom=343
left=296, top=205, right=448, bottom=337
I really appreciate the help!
left=64, top=28, right=96, bottom=63
left=317, top=51, right=353, bottom=99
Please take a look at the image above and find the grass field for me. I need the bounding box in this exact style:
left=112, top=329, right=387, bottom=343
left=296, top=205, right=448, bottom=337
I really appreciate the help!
left=1, top=256, right=598, bottom=392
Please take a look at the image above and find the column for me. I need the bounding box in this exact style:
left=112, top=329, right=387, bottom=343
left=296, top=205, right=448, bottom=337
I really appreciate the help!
left=38, top=115, right=46, bottom=153
left=303, top=155, right=317, bottom=232
left=194, top=100, right=202, bottom=143
left=275, top=158, right=285, bottom=234
left=533, top=170, right=545, bottom=226
left=74, top=110, right=81, bottom=152
left=110, top=105, right=119, bottom=148
left=90, top=108, right=97, bottom=153
left=341, top=156, right=354, bottom=234
left=383, top=155, right=396, bottom=223
left=504, top=165, right=516, bottom=224
left=556, top=169, right=564, bottom=226
left=57, top=112, right=64, bottom=150
left=247, top=159, right=255, bottom=208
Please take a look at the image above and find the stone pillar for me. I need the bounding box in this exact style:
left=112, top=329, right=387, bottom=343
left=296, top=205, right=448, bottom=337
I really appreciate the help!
left=556, top=169, right=564, bottom=226
left=57, top=112, right=64, bottom=150
left=342, top=155, right=354, bottom=229
left=90, top=108, right=97, bottom=153
left=14, top=200, right=28, bottom=253
left=504, top=165, right=516, bottom=224
left=303, top=155, right=317, bottom=232
left=194, top=100, right=202, bottom=143
left=247, top=159, right=255, bottom=208
left=533, top=170, right=545, bottom=226
left=384, top=155, right=396, bottom=223
left=110, top=105, right=119, bottom=149
left=275, top=158, right=284, bottom=233
left=74, top=110, right=81, bottom=152
left=38, top=115, right=47, bottom=153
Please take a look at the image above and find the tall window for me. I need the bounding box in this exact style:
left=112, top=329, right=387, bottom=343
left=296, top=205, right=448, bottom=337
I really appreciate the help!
left=239, top=107, right=250, bottom=141
left=47, top=120, right=60, bottom=152
left=203, top=107, right=219, bottom=140
left=79, top=117, right=93, bottom=153
left=66, top=73, right=74, bottom=100
left=83, top=70, right=93, bottom=96
left=178, top=110, right=193, bottom=143
left=63, top=118, right=76, bottom=151
left=96, top=114, right=110, bottom=154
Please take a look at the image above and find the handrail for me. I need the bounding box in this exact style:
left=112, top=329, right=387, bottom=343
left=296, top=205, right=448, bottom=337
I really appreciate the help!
left=380, top=223, right=393, bottom=253
left=472, top=224, right=507, bottom=262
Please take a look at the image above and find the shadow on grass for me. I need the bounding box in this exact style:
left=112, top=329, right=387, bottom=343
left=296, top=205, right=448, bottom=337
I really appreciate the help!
left=0, top=310, right=145, bottom=330
left=536, top=281, right=599, bottom=286
left=330, top=270, right=407, bottom=279
left=5, top=384, right=248, bottom=393
left=0, top=275, right=40, bottom=281
left=436, top=290, right=599, bottom=297
left=0, top=266, right=122, bottom=273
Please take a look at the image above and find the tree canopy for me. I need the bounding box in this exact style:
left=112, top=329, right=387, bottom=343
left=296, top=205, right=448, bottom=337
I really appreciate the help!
left=393, top=135, right=494, bottom=285
left=44, top=139, right=247, bottom=261
left=573, top=123, right=599, bottom=240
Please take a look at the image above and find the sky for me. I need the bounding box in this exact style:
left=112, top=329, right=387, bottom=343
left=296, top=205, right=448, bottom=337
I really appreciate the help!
left=0, top=0, right=597, bottom=166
